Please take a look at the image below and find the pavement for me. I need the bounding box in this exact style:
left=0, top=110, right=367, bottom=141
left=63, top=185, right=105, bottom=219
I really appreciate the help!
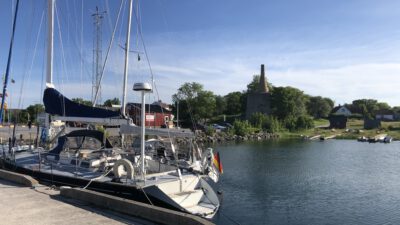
left=0, top=179, right=156, bottom=225
left=0, top=126, right=34, bottom=143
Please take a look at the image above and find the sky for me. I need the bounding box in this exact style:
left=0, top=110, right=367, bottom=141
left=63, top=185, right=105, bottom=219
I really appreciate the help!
left=1, top=0, right=400, bottom=108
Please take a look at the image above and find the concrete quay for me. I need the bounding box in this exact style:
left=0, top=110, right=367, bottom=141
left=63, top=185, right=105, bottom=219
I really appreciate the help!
left=0, top=179, right=154, bottom=225
left=0, top=169, right=39, bottom=187
left=61, top=187, right=215, bottom=225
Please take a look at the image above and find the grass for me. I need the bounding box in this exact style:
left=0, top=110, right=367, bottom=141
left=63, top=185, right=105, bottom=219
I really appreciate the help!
left=313, top=118, right=329, bottom=127
left=288, top=119, right=400, bottom=140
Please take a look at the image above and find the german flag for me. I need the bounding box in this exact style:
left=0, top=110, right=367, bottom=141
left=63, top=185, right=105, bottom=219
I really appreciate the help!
left=213, top=152, right=223, bottom=174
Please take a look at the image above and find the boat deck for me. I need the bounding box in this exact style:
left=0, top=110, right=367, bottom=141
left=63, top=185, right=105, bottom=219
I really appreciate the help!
left=1, top=148, right=190, bottom=187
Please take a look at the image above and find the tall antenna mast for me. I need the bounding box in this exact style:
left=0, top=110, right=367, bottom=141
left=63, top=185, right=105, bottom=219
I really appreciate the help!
left=91, top=7, right=106, bottom=106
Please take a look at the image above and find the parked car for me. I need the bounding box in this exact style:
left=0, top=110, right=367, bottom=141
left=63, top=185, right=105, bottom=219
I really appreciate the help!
left=220, top=122, right=233, bottom=128
left=212, top=124, right=227, bottom=130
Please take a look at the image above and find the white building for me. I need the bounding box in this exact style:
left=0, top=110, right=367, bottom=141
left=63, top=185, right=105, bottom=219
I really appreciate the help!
left=332, top=106, right=352, bottom=117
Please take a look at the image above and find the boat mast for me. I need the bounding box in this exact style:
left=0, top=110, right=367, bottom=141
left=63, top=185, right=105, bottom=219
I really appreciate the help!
left=46, top=0, right=54, bottom=87
left=0, top=0, right=20, bottom=123
left=43, top=0, right=54, bottom=139
left=121, top=0, right=133, bottom=117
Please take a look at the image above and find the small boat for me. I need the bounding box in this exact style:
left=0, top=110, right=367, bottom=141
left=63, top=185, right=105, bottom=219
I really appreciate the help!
left=357, top=136, right=368, bottom=142
left=383, top=136, right=393, bottom=143
left=368, top=134, right=386, bottom=143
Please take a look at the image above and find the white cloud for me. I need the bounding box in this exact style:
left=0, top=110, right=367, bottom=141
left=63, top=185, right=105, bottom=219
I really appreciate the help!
left=270, top=63, right=400, bottom=106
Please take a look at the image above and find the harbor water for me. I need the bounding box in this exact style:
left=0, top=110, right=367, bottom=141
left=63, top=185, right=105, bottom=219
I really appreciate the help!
left=213, top=139, right=400, bottom=225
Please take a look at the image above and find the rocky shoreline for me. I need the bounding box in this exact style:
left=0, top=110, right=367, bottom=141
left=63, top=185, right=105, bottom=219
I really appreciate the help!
left=0, top=129, right=279, bottom=147
left=194, top=131, right=280, bottom=143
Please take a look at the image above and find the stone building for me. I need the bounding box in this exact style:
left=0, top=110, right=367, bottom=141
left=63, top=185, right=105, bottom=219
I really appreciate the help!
left=245, top=64, right=271, bottom=119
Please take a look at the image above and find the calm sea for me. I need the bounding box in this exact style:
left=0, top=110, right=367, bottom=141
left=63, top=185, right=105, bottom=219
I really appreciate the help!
left=212, top=139, right=400, bottom=225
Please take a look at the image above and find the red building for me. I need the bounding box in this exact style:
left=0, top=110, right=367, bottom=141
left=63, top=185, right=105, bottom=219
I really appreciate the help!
left=126, top=101, right=174, bottom=128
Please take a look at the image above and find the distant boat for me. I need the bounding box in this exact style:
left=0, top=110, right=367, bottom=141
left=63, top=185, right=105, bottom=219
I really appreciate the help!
left=357, top=136, right=368, bottom=142
left=320, top=134, right=337, bottom=141
left=367, top=134, right=387, bottom=143
left=383, top=136, right=393, bottom=143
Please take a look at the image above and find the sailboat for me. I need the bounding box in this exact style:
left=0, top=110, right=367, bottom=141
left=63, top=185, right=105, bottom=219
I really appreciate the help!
left=0, top=0, right=220, bottom=218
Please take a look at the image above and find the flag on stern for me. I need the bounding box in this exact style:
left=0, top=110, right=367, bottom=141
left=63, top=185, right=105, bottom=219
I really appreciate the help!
left=213, top=152, right=223, bottom=174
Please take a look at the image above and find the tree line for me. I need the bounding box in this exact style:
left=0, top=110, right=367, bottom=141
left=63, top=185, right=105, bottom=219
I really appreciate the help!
left=172, top=75, right=398, bottom=134
left=9, top=75, right=398, bottom=133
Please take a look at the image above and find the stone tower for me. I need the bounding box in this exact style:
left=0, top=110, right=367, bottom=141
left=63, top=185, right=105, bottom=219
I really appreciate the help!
left=245, top=64, right=271, bottom=119
left=258, top=64, right=269, bottom=93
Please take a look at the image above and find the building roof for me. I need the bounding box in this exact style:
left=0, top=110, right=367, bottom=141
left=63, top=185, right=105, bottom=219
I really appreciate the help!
left=374, top=109, right=394, bottom=115
left=126, top=102, right=172, bottom=113
left=330, top=105, right=351, bottom=114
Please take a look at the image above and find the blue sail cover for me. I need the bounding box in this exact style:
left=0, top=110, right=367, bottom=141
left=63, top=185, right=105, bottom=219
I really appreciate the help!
left=43, top=88, right=120, bottom=118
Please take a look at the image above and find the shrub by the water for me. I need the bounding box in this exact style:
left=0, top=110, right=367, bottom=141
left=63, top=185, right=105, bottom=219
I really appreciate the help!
left=205, top=125, right=216, bottom=136
left=249, top=112, right=281, bottom=133
left=296, top=115, right=314, bottom=130
left=233, top=120, right=253, bottom=136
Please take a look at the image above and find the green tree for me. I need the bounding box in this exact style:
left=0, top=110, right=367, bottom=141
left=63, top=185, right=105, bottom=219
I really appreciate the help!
left=214, top=95, right=227, bottom=116
left=173, top=82, right=216, bottom=124
left=173, top=82, right=203, bottom=101
left=263, top=115, right=281, bottom=133
left=350, top=99, right=387, bottom=119
left=171, top=100, right=192, bottom=127
left=18, top=110, right=29, bottom=124
left=26, top=104, right=44, bottom=123
left=249, top=112, right=281, bottom=133
left=283, top=115, right=298, bottom=131
left=104, top=98, right=121, bottom=107
left=224, top=91, right=243, bottom=115
left=249, top=112, right=267, bottom=129
left=295, top=115, right=314, bottom=130
left=376, top=102, right=390, bottom=111
left=307, top=96, right=334, bottom=118
left=246, top=75, right=273, bottom=93
left=192, top=91, right=216, bottom=121
left=72, top=98, right=92, bottom=106
left=271, top=86, right=308, bottom=120
left=393, top=106, right=400, bottom=114
left=233, top=120, right=253, bottom=136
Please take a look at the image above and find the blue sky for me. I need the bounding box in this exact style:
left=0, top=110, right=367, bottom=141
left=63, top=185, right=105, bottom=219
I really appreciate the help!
left=1, top=0, right=400, bottom=108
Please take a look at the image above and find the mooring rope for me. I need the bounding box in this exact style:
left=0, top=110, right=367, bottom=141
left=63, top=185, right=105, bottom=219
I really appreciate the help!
left=82, top=167, right=113, bottom=189
left=140, top=187, right=154, bottom=205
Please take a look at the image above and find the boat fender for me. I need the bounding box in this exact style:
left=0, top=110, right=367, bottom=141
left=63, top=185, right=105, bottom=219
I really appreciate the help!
left=113, top=159, right=134, bottom=179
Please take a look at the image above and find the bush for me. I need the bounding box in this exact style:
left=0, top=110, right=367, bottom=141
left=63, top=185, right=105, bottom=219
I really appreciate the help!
left=282, top=115, right=314, bottom=131
left=296, top=115, right=314, bottom=130
left=264, top=116, right=281, bottom=133
left=233, top=120, right=253, bottom=136
left=205, top=126, right=216, bottom=136
left=249, top=112, right=267, bottom=129
left=283, top=116, right=297, bottom=131
left=249, top=113, right=281, bottom=133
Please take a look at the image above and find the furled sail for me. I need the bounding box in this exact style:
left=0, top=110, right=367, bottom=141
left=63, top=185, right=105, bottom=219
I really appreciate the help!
left=43, top=88, right=120, bottom=118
